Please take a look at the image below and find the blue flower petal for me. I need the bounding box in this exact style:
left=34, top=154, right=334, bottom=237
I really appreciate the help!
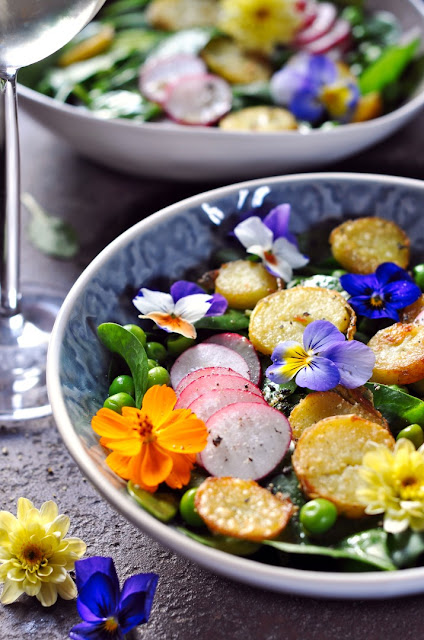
left=263, top=204, right=297, bottom=246
left=309, top=54, right=337, bottom=85
left=205, top=293, right=228, bottom=317
left=266, top=362, right=296, bottom=384
left=340, top=272, right=377, bottom=297
left=69, top=621, right=124, bottom=640
left=75, top=557, right=120, bottom=594
left=270, top=340, right=302, bottom=363
left=323, top=340, right=375, bottom=388
left=383, top=280, right=421, bottom=309
left=289, top=85, right=325, bottom=123
left=295, top=356, right=340, bottom=391
left=77, top=573, right=120, bottom=622
left=170, top=280, right=204, bottom=302
left=303, top=320, right=344, bottom=353
left=118, top=573, right=158, bottom=633
left=346, top=294, right=389, bottom=319
left=375, top=262, right=414, bottom=285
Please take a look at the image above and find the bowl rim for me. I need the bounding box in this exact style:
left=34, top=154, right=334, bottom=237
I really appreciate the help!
left=48, top=171, right=424, bottom=598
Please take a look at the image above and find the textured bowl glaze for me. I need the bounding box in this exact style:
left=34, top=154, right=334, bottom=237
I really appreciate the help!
left=48, top=172, right=424, bottom=598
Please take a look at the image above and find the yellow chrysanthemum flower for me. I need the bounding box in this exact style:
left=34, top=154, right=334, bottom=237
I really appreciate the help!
left=0, top=498, right=86, bottom=606
left=357, top=438, right=424, bottom=534
left=218, top=0, right=302, bottom=53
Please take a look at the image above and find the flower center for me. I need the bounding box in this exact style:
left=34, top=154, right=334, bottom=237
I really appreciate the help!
left=263, top=250, right=277, bottom=266
left=134, top=413, right=156, bottom=444
left=255, top=7, right=270, bottom=20
left=397, top=472, right=424, bottom=501
left=103, top=617, right=119, bottom=633
left=370, top=294, right=384, bottom=308
left=19, top=542, right=46, bottom=571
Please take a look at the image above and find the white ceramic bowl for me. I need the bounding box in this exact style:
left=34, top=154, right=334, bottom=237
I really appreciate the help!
left=19, top=0, right=424, bottom=182
left=48, top=172, right=424, bottom=598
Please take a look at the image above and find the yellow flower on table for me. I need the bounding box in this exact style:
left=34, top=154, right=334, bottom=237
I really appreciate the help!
left=0, top=498, right=86, bottom=606
left=357, top=438, right=424, bottom=533
left=92, top=384, right=208, bottom=492
left=219, top=0, right=302, bottom=53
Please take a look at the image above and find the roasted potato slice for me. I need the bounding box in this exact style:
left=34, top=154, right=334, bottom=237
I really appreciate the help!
left=249, top=286, right=356, bottom=355
left=58, top=24, right=115, bottom=67
left=219, top=106, right=297, bottom=131
left=289, top=387, right=388, bottom=440
left=292, top=415, right=395, bottom=518
left=195, top=477, right=293, bottom=541
left=145, top=0, right=218, bottom=30
left=368, top=323, right=424, bottom=385
left=215, top=259, right=279, bottom=310
left=401, top=294, right=424, bottom=324
left=329, top=217, right=410, bottom=274
left=201, top=38, right=272, bottom=85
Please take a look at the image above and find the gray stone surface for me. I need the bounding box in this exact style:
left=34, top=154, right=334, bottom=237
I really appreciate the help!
left=1, top=111, right=424, bottom=639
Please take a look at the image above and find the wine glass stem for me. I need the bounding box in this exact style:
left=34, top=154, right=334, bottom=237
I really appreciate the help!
left=0, top=69, right=20, bottom=318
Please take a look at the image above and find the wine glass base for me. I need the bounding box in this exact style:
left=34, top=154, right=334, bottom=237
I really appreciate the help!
left=0, top=283, right=65, bottom=422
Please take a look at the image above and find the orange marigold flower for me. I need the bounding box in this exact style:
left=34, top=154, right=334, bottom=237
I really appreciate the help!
left=92, top=385, right=208, bottom=492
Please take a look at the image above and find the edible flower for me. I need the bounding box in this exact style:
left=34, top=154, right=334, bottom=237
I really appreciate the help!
left=218, top=0, right=302, bottom=54
left=271, top=53, right=360, bottom=123
left=0, top=498, right=86, bottom=607
left=132, top=280, right=227, bottom=340
left=69, top=556, right=158, bottom=640
left=357, top=438, right=424, bottom=533
left=233, top=203, right=309, bottom=281
left=266, top=319, right=375, bottom=391
left=92, top=385, right=208, bottom=492
left=340, top=262, right=421, bottom=321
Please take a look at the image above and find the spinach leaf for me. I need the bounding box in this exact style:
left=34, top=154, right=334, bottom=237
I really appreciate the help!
left=178, top=527, right=260, bottom=556
left=387, top=529, right=424, bottom=569
left=195, top=309, right=250, bottom=331
left=366, top=382, right=424, bottom=432
left=359, top=37, right=420, bottom=95
left=89, top=90, right=161, bottom=120
left=102, top=0, right=150, bottom=17
left=127, top=480, right=178, bottom=522
left=97, top=323, right=148, bottom=407
left=266, top=528, right=396, bottom=571
left=22, top=193, right=79, bottom=259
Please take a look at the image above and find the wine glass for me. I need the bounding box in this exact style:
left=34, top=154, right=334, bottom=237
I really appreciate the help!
left=0, top=0, right=106, bottom=420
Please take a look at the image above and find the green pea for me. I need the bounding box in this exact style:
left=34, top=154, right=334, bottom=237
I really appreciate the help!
left=108, top=374, right=135, bottom=398
left=123, top=324, right=147, bottom=347
left=167, top=334, right=195, bottom=357
left=331, top=269, right=347, bottom=278
left=147, top=358, right=159, bottom=370
left=397, top=424, right=424, bottom=448
left=147, top=366, right=171, bottom=388
left=179, top=488, right=204, bottom=527
left=341, top=6, right=363, bottom=26
left=145, top=341, right=167, bottom=364
left=103, top=392, right=136, bottom=414
left=299, top=498, right=338, bottom=536
left=413, top=264, right=424, bottom=290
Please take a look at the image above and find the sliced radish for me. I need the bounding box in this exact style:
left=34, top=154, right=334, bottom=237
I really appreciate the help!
left=170, top=343, right=250, bottom=389
left=188, top=388, right=265, bottom=423
left=299, top=0, right=319, bottom=30
left=202, top=403, right=292, bottom=480
left=175, top=366, right=244, bottom=396
left=203, top=333, right=261, bottom=385
left=163, top=73, right=232, bottom=126
left=139, top=54, right=207, bottom=104
left=175, top=374, right=262, bottom=410
left=303, top=18, right=351, bottom=54
left=295, top=2, right=337, bottom=46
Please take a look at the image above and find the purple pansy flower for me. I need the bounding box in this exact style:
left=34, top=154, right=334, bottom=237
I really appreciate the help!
left=266, top=320, right=375, bottom=391
left=233, top=204, right=309, bottom=281
left=133, top=280, right=227, bottom=339
left=340, top=263, right=421, bottom=321
left=270, top=52, right=359, bottom=123
left=69, top=557, right=158, bottom=640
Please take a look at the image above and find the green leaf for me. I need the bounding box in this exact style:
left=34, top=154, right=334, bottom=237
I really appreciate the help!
left=89, top=90, right=161, bottom=120
left=97, top=323, right=149, bottom=407
left=266, top=528, right=396, bottom=571
left=366, top=382, right=424, bottom=432
left=195, top=308, right=250, bottom=331
left=387, top=529, right=424, bottom=568
left=127, top=480, right=178, bottom=522
left=102, top=0, right=150, bottom=17
left=22, top=193, right=79, bottom=259
left=359, top=37, right=420, bottom=95
left=178, top=527, right=261, bottom=556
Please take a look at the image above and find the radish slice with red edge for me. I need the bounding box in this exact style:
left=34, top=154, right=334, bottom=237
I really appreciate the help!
left=302, top=18, right=351, bottom=54
left=202, top=402, right=292, bottom=480
left=164, top=73, right=232, bottom=126
left=175, top=366, right=244, bottom=396
left=299, top=0, right=318, bottom=29
left=295, top=1, right=337, bottom=46
left=175, top=373, right=262, bottom=409
left=139, top=54, right=207, bottom=104
left=203, top=333, right=261, bottom=385
left=188, top=388, right=265, bottom=423
left=170, top=343, right=250, bottom=389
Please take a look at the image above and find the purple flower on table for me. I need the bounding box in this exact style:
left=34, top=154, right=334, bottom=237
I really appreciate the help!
left=69, top=557, right=158, bottom=640
left=266, top=320, right=375, bottom=391
left=233, top=204, right=309, bottom=281
left=133, top=280, right=227, bottom=339
left=270, top=53, right=359, bottom=123
left=340, top=263, right=421, bottom=321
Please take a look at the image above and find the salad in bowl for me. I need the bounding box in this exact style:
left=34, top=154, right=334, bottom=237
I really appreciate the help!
left=48, top=173, right=424, bottom=597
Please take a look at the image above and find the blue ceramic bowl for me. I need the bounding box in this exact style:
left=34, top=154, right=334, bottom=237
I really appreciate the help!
left=47, top=172, right=424, bottom=598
